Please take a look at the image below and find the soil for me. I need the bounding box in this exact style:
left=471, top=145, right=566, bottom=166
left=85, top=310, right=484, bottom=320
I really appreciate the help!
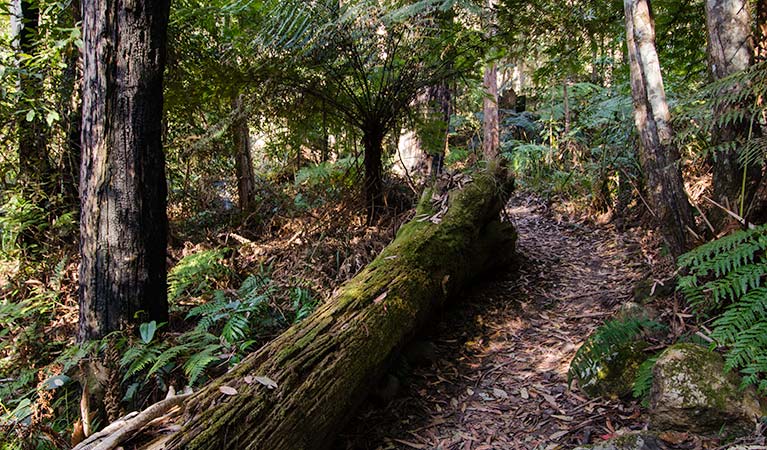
left=338, top=193, right=665, bottom=450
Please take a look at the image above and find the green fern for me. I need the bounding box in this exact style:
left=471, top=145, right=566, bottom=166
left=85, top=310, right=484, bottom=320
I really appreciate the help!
left=678, top=224, right=767, bottom=392
left=167, top=248, right=230, bottom=302
left=632, top=354, right=659, bottom=402
left=568, top=317, right=664, bottom=392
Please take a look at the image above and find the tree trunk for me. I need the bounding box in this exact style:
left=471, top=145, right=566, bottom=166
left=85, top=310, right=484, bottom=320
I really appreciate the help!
left=705, top=0, right=760, bottom=226
left=13, top=0, right=51, bottom=190
left=483, top=0, right=499, bottom=161
left=160, top=166, right=516, bottom=450
left=232, top=96, right=256, bottom=212
left=483, top=62, right=499, bottom=161
left=624, top=0, right=696, bottom=258
left=78, top=0, right=171, bottom=341
left=58, top=0, right=83, bottom=210
left=362, top=128, right=385, bottom=221
left=756, top=0, right=767, bottom=61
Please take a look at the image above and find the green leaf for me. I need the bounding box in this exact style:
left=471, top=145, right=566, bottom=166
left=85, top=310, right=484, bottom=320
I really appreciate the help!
left=46, top=110, right=60, bottom=126
left=140, top=320, right=158, bottom=344
left=25, top=110, right=35, bottom=122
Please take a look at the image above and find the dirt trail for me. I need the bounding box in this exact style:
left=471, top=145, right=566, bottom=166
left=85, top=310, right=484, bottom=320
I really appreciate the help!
left=339, top=194, right=653, bottom=450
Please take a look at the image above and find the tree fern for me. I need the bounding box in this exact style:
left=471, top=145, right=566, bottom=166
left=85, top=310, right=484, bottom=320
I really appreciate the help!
left=679, top=224, right=767, bottom=392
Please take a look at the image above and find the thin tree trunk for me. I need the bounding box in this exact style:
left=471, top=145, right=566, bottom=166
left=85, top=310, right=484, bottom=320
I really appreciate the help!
left=14, top=0, right=51, bottom=190
left=483, top=0, right=499, bottom=161
left=59, top=0, right=82, bottom=210
left=79, top=0, right=171, bottom=341
left=563, top=79, right=571, bottom=135
left=756, top=0, right=767, bottom=61
left=159, top=167, right=516, bottom=450
left=705, top=0, right=760, bottom=226
left=483, top=63, right=499, bottom=160
left=232, top=96, right=256, bottom=212
left=624, top=0, right=696, bottom=258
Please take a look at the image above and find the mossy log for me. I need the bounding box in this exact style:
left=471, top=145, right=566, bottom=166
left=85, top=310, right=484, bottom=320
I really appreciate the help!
left=163, top=167, right=516, bottom=450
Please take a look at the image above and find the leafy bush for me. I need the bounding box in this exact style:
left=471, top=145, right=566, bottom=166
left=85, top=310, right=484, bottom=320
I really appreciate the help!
left=678, top=224, right=767, bottom=392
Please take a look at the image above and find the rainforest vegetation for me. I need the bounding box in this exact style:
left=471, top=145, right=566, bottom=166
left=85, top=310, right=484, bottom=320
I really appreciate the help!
left=2, top=0, right=767, bottom=448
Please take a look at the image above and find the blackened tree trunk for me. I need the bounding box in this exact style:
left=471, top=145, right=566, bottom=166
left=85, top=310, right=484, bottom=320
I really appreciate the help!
left=362, top=128, right=385, bottom=221
left=705, top=0, right=760, bottom=226
left=232, top=96, right=256, bottom=212
left=13, top=0, right=51, bottom=190
left=78, top=0, right=171, bottom=341
left=624, top=0, right=696, bottom=258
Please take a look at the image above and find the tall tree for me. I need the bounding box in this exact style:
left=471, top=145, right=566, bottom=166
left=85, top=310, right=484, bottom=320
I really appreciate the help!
left=78, top=0, right=171, bottom=340
left=705, top=0, right=760, bottom=226
left=624, top=0, right=695, bottom=257
left=13, top=0, right=51, bottom=190
left=232, top=95, right=257, bottom=211
left=482, top=0, right=499, bottom=160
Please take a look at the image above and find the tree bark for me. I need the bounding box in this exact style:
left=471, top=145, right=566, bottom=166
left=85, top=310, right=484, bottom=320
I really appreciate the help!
left=483, top=0, right=499, bottom=161
left=232, top=96, right=256, bottom=212
left=756, top=0, right=767, bottom=61
left=483, top=62, right=499, bottom=161
left=705, top=0, right=760, bottom=226
left=624, top=0, right=696, bottom=258
left=78, top=0, right=171, bottom=341
left=13, top=0, right=51, bottom=190
left=159, top=166, right=515, bottom=450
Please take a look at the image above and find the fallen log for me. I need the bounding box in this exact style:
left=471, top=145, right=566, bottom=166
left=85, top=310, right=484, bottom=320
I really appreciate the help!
left=138, top=166, right=514, bottom=450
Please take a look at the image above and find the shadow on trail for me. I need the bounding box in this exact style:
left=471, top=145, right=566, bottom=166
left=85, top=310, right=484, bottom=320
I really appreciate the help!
left=339, top=194, right=650, bottom=450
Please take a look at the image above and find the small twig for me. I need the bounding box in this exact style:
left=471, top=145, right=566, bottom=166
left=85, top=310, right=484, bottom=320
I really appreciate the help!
left=702, top=195, right=755, bottom=230
left=686, top=225, right=702, bottom=242
left=693, top=202, right=716, bottom=235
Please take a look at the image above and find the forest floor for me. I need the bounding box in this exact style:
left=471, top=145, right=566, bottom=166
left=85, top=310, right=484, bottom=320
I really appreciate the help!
left=339, top=192, right=689, bottom=450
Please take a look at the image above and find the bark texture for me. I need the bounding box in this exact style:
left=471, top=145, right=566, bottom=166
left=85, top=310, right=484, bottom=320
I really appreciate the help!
left=483, top=62, right=499, bottom=160
left=705, top=0, right=760, bottom=225
left=363, top=128, right=385, bottom=220
left=624, top=0, right=695, bottom=257
left=79, top=0, right=171, bottom=340
left=163, top=166, right=516, bottom=450
left=232, top=96, right=256, bottom=211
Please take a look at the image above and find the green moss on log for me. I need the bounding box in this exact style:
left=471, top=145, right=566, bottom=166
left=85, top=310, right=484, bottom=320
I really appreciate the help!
left=163, top=166, right=516, bottom=450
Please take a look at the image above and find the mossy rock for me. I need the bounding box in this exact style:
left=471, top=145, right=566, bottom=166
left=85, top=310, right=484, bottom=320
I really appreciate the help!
left=649, top=343, right=763, bottom=437
left=573, top=432, right=662, bottom=450
left=574, top=337, right=650, bottom=399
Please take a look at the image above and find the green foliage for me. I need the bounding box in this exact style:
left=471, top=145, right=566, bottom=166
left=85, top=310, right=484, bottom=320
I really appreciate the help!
left=632, top=354, right=659, bottom=403
left=0, top=193, right=48, bottom=258
left=568, top=317, right=664, bottom=395
left=678, top=225, right=767, bottom=392
left=167, top=248, right=231, bottom=302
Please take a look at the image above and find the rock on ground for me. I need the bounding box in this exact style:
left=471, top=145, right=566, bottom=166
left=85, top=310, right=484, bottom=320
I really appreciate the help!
left=649, top=343, right=762, bottom=437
